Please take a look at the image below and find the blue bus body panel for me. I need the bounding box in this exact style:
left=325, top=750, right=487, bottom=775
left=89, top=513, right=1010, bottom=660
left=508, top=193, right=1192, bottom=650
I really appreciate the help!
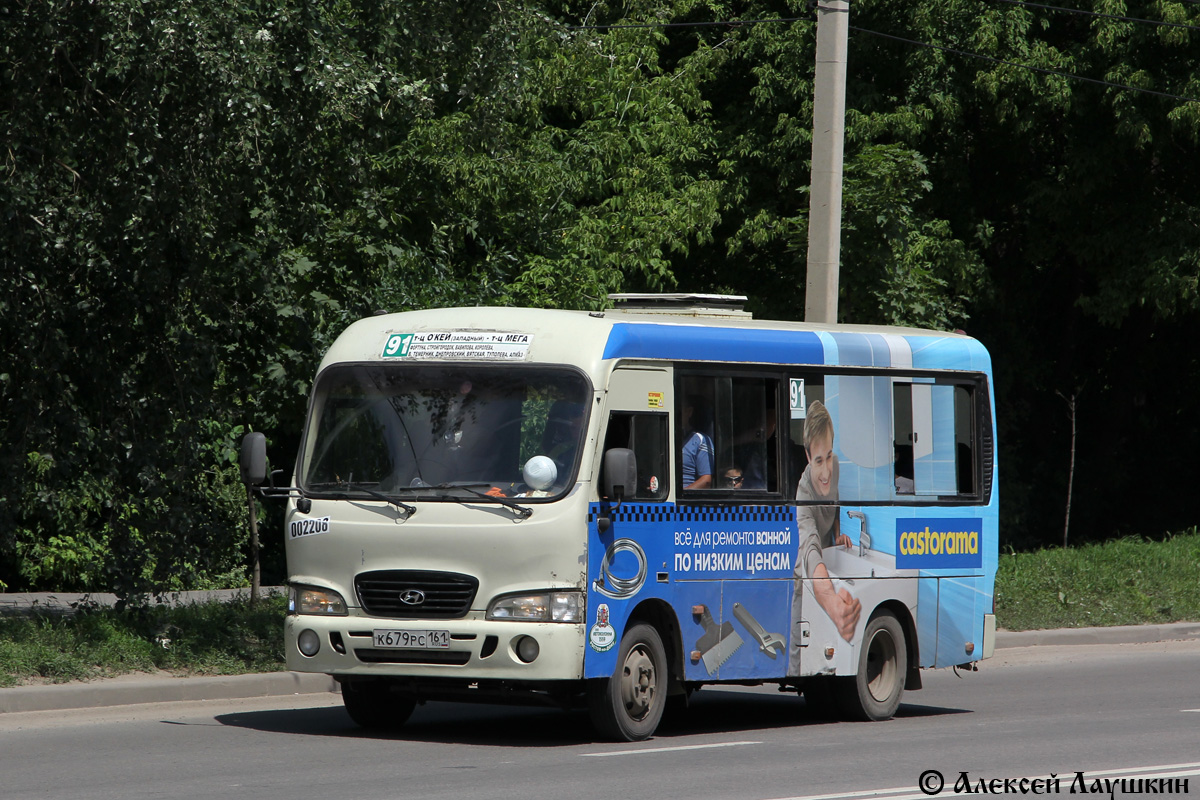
left=602, top=323, right=991, bottom=374
left=585, top=321, right=998, bottom=682
left=603, top=323, right=825, bottom=365
left=583, top=504, right=996, bottom=679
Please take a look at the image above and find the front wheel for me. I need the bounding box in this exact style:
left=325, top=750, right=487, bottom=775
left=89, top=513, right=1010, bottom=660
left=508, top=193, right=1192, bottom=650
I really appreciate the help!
left=836, top=611, right=907, bottom=721
left=588, top=623, right=668, bottom=741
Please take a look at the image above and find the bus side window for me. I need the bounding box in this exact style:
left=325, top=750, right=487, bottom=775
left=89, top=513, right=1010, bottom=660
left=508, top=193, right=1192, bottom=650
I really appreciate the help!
left=720, top=377, right=779, bottom=492
left=602, top=412, right=669, bottom=500
left=787, top=377, right=824, bottom=497
left=679, top=374, right=780, bottom=494
left=954, top=384, right=977, bottom=496
left=892, top=383, right=916, bottom=496
left=893, top=380, right=979, bottom=499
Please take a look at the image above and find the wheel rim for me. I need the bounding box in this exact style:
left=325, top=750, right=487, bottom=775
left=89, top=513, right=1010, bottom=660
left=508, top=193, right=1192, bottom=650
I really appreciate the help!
left=864, top=627, right=898, bottom=703
left=620, top=643, right=657, bottom=720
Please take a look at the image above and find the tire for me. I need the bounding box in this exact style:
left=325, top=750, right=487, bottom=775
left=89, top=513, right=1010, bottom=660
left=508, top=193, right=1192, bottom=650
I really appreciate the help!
left=588, top=623, right=668, bottom=741
left=835, top=611, right=906, bottom=721
left=341, top=679, right=417, bottom=730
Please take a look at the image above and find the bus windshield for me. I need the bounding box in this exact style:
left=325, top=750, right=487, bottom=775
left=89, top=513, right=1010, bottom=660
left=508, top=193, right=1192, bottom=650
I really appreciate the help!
left=299, top=364, right=590, bottom=501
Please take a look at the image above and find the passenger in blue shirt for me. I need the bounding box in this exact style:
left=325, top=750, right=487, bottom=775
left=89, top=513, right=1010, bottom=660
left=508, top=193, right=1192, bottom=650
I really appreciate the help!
left=681, top=396, right=714, bottom=489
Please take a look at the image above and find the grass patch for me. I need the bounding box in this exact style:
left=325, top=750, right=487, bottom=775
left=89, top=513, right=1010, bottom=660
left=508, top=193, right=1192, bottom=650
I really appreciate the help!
left=996, top=529, right=1200, bottom=631
left=0, top=593, right=286, bottom=688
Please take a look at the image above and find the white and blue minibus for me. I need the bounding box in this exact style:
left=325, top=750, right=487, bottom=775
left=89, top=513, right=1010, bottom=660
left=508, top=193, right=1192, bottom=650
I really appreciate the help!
left=243, top=293, right=998, bottom=741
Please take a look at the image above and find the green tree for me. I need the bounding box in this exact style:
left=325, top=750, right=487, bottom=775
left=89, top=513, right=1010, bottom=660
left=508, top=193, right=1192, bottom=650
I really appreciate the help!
left=671, top=0, right=1200, bottom=544
left=0, top=0, right=728, bottom=594
left=0, top=0, right=516, bottom=594
left=308, top=0, right=725, bottom=315
left=4, top=0, right=1199, bottom=593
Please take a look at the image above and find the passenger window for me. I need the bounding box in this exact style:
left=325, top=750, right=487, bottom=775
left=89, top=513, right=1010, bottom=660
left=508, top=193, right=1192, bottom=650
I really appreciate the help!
left=678, top=375, right=779, bottom=493
left=892, top=383, right=916, bottom=496
left=789, top=376, right=842, bottom=503
left=787, top=377, right=824, bottom=499
left=893, top=381, right=978, bottom=498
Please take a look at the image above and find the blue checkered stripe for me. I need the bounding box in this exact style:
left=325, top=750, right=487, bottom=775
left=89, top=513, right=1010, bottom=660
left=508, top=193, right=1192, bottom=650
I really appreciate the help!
left=588, top=503, right=796, bottom=524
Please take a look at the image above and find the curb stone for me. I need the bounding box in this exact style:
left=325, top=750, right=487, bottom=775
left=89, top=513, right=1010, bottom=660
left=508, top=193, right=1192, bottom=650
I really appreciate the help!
left=994, top=621, right=1200, bottom=648
left=0, top=671, right=338, bottom=714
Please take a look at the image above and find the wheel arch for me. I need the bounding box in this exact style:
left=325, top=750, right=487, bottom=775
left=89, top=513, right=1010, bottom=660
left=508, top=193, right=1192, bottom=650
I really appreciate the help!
left=871, top=599, right=922, bottom=691
left=625, top=598, right=686, bottom=695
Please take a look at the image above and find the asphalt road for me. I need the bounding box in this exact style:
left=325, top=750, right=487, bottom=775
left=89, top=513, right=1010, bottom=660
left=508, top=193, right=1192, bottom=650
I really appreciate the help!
left=1, top=639, right=1198, bottom=800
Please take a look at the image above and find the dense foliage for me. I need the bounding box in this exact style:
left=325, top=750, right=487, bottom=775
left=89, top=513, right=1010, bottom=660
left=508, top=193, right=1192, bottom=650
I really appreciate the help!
left=0, top=593, right=287, bottom=686
left=2, top=0, right=1198, bottom=595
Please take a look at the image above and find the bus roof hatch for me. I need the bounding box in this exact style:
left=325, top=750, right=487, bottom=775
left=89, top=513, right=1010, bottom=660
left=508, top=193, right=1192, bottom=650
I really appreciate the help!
left=606, top=293, right=753, bottom=319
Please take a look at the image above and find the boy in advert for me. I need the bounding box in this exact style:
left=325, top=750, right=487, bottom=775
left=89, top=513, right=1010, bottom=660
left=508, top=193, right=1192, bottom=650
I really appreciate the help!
left=788, top=400, right=861, bottom=674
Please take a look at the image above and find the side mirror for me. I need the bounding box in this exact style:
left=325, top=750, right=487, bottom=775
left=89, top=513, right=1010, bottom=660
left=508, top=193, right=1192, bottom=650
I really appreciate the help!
left=603, top=448, right=637, bottom=505
left=240, top=432, right=269, bottom=487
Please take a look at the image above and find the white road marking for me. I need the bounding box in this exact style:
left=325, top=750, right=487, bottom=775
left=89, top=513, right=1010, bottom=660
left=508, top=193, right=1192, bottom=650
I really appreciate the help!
left=581, top=740, right=761, bottom=757
left=762, top=788, right=925, bottom=800
left=1078, top=762, right=1200, bottom=776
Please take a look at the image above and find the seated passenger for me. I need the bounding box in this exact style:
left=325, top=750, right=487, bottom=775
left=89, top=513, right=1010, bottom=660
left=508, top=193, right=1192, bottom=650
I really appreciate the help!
left=681, top=395, right=714, bottom=489
left=721, top=466, right=745, bottom=490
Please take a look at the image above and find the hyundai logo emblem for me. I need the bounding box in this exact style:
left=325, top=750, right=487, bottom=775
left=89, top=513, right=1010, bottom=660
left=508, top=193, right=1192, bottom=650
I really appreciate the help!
left=399, top=589, right=426, bottom=606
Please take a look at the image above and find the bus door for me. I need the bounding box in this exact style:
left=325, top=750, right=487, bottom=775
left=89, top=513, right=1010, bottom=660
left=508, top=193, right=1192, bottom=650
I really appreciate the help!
left=584, top=366, right=708, bottom=679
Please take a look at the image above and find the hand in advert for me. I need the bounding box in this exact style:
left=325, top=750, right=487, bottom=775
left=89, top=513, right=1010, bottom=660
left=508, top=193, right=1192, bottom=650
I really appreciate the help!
left=812, top=561, right=862, bottom=642
left=832, top=588, right=861, bottom=641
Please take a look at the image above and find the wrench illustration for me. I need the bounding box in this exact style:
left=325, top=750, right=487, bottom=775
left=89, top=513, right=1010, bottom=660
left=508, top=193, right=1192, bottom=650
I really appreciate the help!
left=732, top=602, right=786, bottom=659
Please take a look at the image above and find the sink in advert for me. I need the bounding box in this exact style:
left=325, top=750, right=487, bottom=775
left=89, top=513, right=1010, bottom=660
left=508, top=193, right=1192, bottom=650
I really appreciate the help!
left=799, top=510, right=918, bottom=677
left=823, top=539, right=903, bottom=580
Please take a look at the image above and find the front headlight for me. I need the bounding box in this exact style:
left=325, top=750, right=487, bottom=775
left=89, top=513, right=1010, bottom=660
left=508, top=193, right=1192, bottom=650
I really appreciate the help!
left=487, top=591, right=582, bottom=623
left=288, top=584, right=348, bottom=616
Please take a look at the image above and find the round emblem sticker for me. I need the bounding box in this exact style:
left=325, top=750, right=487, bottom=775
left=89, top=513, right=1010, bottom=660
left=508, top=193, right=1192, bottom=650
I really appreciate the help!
left=589, top=603, right=616, bottom=652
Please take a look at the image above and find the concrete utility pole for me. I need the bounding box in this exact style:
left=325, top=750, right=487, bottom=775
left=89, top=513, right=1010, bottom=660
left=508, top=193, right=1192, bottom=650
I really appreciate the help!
left=804, top=0, right=849, bottom=324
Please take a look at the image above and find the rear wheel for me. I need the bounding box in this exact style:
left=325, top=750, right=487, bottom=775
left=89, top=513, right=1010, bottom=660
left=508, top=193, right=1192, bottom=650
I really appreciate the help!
left=835, top=612, right=906, bottom=721
left=341, top=679, right=417, bottom=730
left=588, top=623, right=668, bottom=741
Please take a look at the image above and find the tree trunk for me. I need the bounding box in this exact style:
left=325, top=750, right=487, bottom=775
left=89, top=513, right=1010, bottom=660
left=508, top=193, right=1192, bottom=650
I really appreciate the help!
left=1059, top=391, right=1078, bottom=548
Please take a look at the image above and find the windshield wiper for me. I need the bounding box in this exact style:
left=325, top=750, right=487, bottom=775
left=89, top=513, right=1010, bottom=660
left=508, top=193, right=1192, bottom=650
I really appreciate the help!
left=399, top=482, right=533, bottom=519
left=312, top=481, right=416, bottom=514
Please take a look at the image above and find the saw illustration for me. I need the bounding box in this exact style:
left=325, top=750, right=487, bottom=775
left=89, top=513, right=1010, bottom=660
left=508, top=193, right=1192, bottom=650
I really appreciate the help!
left=690, top=604, right=743, bottom=674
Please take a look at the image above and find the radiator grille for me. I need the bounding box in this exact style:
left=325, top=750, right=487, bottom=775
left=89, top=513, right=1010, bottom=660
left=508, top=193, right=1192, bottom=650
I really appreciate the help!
left=355, top=570, right=478, bottom=619
left=353, top=648, right=471, bottom=666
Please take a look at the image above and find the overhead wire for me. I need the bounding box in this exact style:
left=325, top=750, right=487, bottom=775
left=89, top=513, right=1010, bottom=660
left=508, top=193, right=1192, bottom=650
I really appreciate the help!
left=565, top=4, right=1200, bottom=104
left=847, top=23, right=1200, bottom=104
left=988, top=0, right=1200, bottom=33
left=567, top=16, right=812, bottom=31
left=567, top=0, right=1200, bottom=32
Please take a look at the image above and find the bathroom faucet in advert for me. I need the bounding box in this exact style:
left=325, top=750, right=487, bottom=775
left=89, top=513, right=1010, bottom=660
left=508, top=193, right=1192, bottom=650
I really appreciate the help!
left=846, top=510, right=871, bottom=556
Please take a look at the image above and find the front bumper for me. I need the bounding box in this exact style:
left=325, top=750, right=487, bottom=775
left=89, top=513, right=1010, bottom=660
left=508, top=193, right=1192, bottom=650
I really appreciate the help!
left=284, top=613, right=587, bottom=681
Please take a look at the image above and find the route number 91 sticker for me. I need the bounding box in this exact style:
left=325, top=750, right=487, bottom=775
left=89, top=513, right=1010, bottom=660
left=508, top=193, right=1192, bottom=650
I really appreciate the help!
left=288, top=516, right=331, bottom=540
